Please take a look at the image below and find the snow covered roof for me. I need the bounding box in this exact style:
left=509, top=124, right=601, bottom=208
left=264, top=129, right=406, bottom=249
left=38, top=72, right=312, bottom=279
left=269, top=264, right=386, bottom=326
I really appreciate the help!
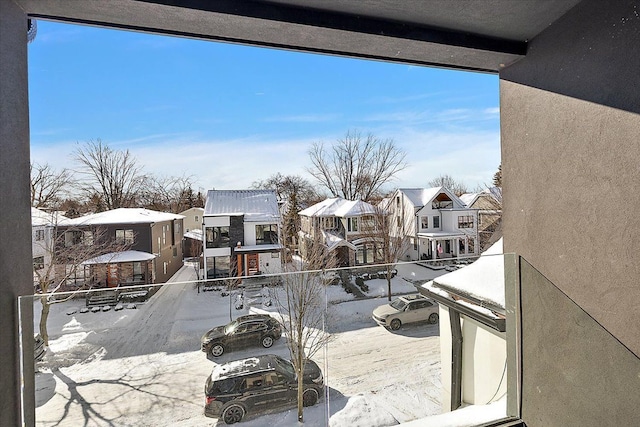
left=398, top=186, right=465, bottom=209
left=322, top=230, right=357, bottom=251
left=204, top=190, right=280, bottom=222
left=234, top=243, right=284, bottom=253
left=59, top=208, right=184, bottom=226
left=81, top=250, right=157, bottom=265
left=31, top=207, right=66, bottom=226
left=299, top=197, right=377, bottom=217
left=430, top=238, right=505, bottom=309
left=460, top=187, right=502, bottom=208
left=184, top=229, right=203, bottom=241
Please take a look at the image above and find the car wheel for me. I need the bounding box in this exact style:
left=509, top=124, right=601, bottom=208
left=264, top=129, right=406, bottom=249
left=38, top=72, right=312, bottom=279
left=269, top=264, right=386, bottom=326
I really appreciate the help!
left=222, top=403, right=245, bottom=424
left=428, top=313, right=439, bottom=324
left=389, top=318, right=402, bottom=331
left=261, top=335, right=274, bottom=348
left=302, top=388, right=319, bottom=407
left=209, top=343, right=224, bottom=357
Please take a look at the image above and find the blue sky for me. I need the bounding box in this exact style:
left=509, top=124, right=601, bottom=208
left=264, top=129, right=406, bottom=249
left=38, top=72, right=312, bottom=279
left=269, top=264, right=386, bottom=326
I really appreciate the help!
left=28, top=20, right=500, bottom=194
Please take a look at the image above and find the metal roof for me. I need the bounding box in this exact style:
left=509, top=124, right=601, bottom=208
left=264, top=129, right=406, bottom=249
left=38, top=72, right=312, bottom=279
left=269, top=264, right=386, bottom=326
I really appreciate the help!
left=204, top=190, right=280, bottom=222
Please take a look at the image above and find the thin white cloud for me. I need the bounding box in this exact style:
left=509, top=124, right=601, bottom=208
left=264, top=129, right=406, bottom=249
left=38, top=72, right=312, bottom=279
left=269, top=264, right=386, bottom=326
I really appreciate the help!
left=261, top=114, right=339, bottom=123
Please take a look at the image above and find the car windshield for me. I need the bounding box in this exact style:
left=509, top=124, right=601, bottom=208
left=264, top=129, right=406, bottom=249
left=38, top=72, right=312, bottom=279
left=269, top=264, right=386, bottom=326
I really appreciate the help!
left=273, top=355, right=295, bottom=377
left=224, top=320, right=239, bottom=334
left=389, top=299, right=407, bottom=311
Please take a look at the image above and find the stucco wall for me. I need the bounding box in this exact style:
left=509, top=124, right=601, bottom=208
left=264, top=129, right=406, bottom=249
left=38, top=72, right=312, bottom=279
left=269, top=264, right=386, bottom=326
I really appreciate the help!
left=500, top=0, right=640, bottom=424
left=0, top=1, right=34, bottom=425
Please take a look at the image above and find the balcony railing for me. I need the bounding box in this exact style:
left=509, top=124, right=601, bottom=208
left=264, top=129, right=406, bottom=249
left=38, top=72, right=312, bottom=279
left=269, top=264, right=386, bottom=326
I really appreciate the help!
left=19, top=255, right=525, bottom=426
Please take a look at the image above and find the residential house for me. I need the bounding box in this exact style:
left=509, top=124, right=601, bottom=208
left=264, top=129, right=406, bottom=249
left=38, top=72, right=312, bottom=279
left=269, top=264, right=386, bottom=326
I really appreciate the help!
left=203, top=190, right=283, bottom=279
left=180, top=207, right=204, bottom=259
left=418, top=239, right=507, bottom=412
left=57, top=208, right=185, bottom=286
left=298, top=197, right=379, bottom=267
left=460, top=188, right=502, bottom=252
left=31, top=208, right=66, bottom=289
left=389, top=187, right=479, bottom=261
left=179, top=207, right=204, bottom=232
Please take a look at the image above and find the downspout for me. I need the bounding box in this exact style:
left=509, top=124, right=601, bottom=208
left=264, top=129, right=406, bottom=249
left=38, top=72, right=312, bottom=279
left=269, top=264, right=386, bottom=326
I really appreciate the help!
left=450, top=309, right=463, bottom=411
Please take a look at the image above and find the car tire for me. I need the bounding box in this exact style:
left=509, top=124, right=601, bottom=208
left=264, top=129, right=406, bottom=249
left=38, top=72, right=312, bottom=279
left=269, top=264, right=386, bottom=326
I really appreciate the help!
left=222, top=403, right=245, bottom=424
left=261, top=335, right=274, bottom=348
left=428, top=313, right=439, bottom=324
left=389, top=318, right=402, bottom=331
left=302, top=388, right=319, bottom=407
left=209, top=343, right=225, bottom=357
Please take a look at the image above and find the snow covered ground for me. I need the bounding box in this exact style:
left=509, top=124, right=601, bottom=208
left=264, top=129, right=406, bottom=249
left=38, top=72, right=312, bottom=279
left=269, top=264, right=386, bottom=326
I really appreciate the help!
left=30, top=261, right=499, bottom=426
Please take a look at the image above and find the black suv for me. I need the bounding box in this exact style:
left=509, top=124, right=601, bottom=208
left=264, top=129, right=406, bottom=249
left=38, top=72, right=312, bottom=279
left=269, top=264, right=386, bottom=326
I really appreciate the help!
left=201, top=314, right=282, bottom=358
left=204, top=354, right=324, bottom=423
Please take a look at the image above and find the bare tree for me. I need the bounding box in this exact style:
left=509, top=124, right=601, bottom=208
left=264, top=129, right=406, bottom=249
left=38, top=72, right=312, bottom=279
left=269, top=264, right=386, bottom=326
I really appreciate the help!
left=428, top=174, right=468, bottom=196
left=308, top=130, right=407, bottom=202
left=34, top=220, right=130, bottom=346
left=30, top=163, right=75, bottom=209
left=360, top=201, right=413, bottom=301
left=272, top=237, right=336, bottom=422
left=253, top=173, right=321, bottom=254
left=74, top=139, right=146, bottom=210
left=141, top=174, right=201, bottom=213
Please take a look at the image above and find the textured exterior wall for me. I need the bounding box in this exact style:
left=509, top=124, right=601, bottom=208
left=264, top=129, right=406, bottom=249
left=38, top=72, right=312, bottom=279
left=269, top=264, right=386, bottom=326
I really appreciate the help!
left=500, top=0, right=640, bottom=424
left=0, top=1, right=34, bottom=425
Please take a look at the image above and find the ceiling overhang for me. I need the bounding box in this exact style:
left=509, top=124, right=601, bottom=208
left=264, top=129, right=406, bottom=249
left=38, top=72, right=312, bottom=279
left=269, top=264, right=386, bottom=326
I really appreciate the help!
left=16, top=0, right=583, bottom=73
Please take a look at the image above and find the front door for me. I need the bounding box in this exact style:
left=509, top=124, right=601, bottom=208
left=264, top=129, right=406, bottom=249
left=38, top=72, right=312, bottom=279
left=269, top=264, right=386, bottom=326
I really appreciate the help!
left=247, top=253, right=259, bottom=275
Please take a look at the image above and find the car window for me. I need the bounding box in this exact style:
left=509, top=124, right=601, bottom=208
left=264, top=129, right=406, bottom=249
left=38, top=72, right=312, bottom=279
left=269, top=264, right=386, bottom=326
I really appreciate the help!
left=246, top=322, right=266, bottom=332
left=242, top=374, right=264, bottom=390
left=390, top=299, right=407, bottom=311
left=264, top=371, right=286, bottom=386
left=235, top=324, right=248, bottom=334
left=212, top=378, right=237, bottom=394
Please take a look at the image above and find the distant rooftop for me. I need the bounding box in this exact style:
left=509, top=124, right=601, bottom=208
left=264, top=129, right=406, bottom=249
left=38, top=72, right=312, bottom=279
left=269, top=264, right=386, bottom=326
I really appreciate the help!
left=59, top=208, right=184, bottom=226
left=299, top=197, right=377, bottom=217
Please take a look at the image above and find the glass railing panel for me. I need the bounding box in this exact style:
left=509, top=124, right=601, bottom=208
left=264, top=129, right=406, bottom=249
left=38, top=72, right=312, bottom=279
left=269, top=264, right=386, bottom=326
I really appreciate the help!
left=19, top=254, right=520, bottom=426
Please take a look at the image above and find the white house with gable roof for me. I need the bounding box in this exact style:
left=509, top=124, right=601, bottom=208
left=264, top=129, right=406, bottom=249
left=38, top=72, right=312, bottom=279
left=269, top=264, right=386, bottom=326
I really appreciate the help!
left=388, top=187, right=479, bottom=261
left=298, top=197, right=379, bottom=267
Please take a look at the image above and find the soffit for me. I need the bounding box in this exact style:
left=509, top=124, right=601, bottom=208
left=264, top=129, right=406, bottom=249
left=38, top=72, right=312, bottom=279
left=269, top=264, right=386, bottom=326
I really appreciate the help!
left=17, top=0, right=582, bottom=72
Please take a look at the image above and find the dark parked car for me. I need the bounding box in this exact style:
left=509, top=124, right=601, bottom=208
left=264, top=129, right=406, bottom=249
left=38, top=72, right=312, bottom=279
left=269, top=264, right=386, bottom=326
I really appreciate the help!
left=201, top=314, right=282, bottom=358
left=204, top=354, right=324, bottom=423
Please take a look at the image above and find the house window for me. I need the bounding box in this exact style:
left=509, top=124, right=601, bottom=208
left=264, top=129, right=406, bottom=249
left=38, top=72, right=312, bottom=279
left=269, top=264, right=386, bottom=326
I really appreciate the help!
left=396, top=216, right=401, bottom=227
left=163, top=262, right=167, bottom=275
left=256, top=224, right=278, bottom=245
left=35, top=229, right=45, bottom=241
left=205, top=226, right=230, bottom=248
left=433, top=216, right=440, bottom=228
left=321, top=216, right=337, bottom=230
left=64, top=230, right=83, bottom=247
left=348, top=217, right=358, bottom=232
left=133, top=262, right=144, bottom=281
left=83, top=230, right=94, bottom=246
left=355, top=242, right=381, bottom=265
left=173, top=247, right=178, bottom=257
left=420, top=216, right=428, bottom=229
left=206, top=255, right=231, bottom=278
left=458, top=215, right=474, bottom=228
left=115, top=229, right=134, bottom=244
left=33, top=256, right=44, bottom=271
left=195, top=215, right=199, bottom=223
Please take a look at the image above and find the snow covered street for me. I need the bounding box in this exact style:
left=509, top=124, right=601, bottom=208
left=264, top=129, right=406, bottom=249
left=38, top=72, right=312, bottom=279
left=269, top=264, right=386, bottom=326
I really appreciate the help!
left=33, top=263, right=449, bottom=426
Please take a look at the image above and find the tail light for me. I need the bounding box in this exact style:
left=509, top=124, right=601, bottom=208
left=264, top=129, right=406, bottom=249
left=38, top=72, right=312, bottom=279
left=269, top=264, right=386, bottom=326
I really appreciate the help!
left=205, top=396, right=216, bottom=405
